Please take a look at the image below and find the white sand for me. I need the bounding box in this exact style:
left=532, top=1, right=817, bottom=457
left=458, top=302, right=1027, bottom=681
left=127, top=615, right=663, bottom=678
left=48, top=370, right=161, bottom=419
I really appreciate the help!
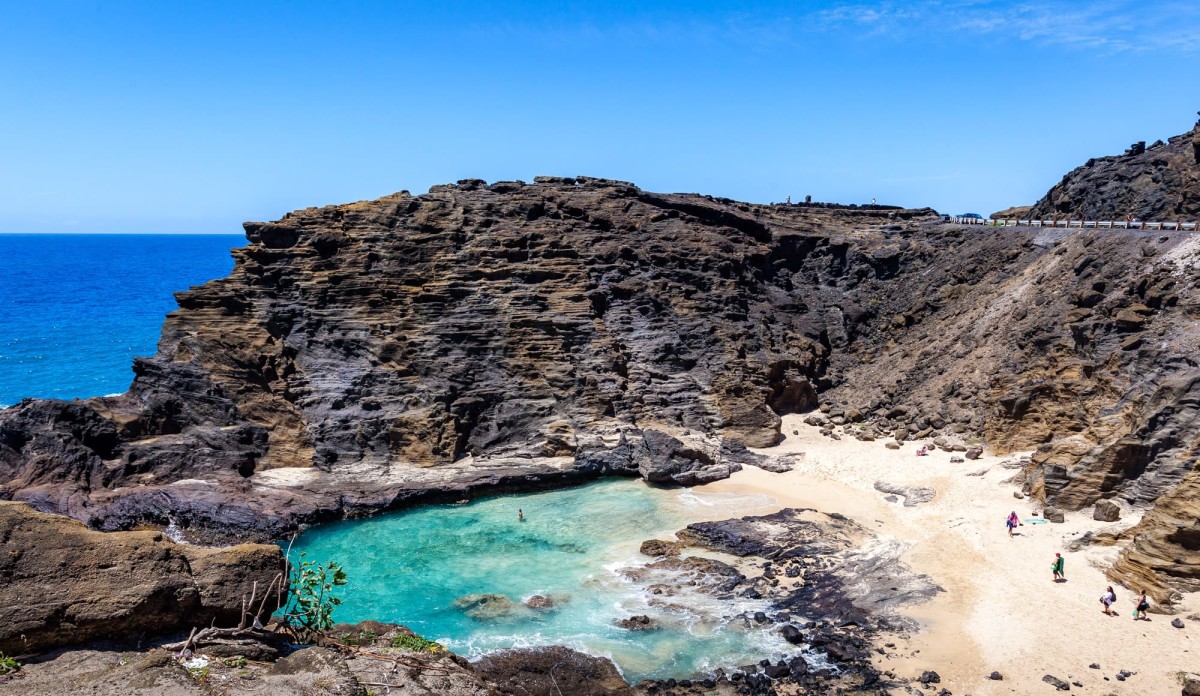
left=700, top=414, right=1197, bottom=695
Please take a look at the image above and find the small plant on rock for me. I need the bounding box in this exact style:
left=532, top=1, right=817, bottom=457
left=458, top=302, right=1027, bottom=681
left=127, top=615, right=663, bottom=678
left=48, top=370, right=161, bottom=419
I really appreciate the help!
left=280, top=551, right=348, bottom=640
left=0, top=653, right=20, bottom=675
left=390, top=633, right=444, bottom=652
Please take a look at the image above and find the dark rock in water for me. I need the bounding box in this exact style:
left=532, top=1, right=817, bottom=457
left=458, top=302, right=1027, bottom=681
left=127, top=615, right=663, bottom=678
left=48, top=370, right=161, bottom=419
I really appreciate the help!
left=762, top=663, right=790, bottom=679
left=474, top=645, right=633, bottom=695
left=0, top=501, right=281, bottom=656
left=1043, top=674, right=1071, bottom=690
left=523, top=594, right=558, bottom=611
left=919, top=669, right=941, bottom=684
left=780, top=624, right=805, bottom=644
left=787, top=655, right=809, bottom=676
left=639, top=539, right=682, bottom=557
left=1093, top=499, right=1121, bottom=522
left=614, top=614, right=659, bottom=631
left=988, top=671, right=1004, bottom=680
left=753, top=611, right=769, bottom=624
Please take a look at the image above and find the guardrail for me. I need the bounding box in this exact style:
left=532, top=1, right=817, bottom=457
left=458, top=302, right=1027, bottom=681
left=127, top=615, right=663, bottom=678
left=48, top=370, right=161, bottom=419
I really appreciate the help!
left=951, top=217, right=1198, bottom=231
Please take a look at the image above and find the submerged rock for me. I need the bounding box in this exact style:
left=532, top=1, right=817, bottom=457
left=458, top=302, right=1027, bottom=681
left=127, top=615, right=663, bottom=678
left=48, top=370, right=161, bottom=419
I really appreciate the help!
left=452, top=594, right=529, bottom=621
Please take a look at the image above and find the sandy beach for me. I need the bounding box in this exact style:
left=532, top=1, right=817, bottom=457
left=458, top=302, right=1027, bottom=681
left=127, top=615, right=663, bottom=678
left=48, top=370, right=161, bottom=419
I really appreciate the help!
left=701, top=414, right=1197, bottom=695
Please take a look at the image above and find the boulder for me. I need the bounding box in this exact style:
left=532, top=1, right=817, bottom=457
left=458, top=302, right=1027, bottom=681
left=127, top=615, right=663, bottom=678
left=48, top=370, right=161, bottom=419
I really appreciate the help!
left=636, top=430, right=738, bottom=486
left=1043, top=507, right=1066, bottom=523
left=0, top=502, right=282, bottom=655
left=1042, top=674, right=1071, bottom=690
left=614, top=614, right=659, bottom=631
left=1093, top=499, right=1121, bottom=522
left=474, top=646, right=633, bottom=695
left=964, top=445, right=984, bottom=460
left=639, top=539, right=683, bottom=557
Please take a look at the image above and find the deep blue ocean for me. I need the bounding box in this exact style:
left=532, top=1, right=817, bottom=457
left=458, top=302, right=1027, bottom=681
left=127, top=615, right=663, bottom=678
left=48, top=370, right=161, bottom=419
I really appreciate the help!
left=0, top=234, right=243, bottom=407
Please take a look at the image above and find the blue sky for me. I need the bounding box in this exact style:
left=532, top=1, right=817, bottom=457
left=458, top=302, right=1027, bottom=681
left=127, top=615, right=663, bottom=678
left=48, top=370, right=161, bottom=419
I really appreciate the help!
left=1, top=1, right=1197, bottom=233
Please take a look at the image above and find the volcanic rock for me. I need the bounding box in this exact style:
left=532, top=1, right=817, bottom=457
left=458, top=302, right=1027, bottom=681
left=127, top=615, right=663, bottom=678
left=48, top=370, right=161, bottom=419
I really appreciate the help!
left=1, top=157, right=1200, bottom=601
left=1027, top=121, right=1200, bottom=220
left=0, top=501, right=281, bottom=656
left=1093, top=499, right=1121, bottom=522
left=474, top=646, right=633, bottom=695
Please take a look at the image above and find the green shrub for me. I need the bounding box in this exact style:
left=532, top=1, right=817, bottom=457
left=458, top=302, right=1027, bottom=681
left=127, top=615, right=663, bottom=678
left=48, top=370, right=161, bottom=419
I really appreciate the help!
left=0, top=653, right=19, bottom=675
left=280, top=552, right=348, bottom=641
left=391, top=633, right=443, bottom=652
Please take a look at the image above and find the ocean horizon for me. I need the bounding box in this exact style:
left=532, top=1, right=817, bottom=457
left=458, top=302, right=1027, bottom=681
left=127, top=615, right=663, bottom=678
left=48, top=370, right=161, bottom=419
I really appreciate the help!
left=0, top=233, right=243, bottom=407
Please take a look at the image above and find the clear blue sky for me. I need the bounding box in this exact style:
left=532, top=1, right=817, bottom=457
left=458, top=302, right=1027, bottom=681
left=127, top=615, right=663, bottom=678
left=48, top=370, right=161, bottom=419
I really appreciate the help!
left=2, top=1, right=1197, bottom=233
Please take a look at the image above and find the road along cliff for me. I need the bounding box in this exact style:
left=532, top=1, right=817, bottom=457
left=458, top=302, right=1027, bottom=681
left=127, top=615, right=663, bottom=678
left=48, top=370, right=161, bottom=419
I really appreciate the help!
left=0, top=173, right=1198, bottom=604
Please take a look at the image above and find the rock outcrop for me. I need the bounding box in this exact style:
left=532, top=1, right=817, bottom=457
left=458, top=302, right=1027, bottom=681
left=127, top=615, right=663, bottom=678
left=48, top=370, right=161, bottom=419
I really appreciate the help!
left=0, top=501, right=282, bottom=656
left=2, top=152, right=1200, bottom=602
left=1027, top=120, right=1200, bottom=221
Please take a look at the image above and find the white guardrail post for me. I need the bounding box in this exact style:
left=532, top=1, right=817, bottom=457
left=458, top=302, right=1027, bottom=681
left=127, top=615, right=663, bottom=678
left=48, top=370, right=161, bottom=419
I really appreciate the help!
left=950, top=217, right=1197, bottom=230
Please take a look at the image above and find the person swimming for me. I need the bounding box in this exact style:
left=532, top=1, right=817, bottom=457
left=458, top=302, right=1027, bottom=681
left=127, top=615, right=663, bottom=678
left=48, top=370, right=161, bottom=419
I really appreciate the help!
left=518, top=508, right=524, bottom=521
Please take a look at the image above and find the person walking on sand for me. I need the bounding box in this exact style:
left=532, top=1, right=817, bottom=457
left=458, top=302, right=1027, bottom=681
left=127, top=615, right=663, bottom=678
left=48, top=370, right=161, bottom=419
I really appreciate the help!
left=1099, top=586, right=1117, bottom=615
left=1006, top=511, right=1022, bottom=537
left=1134, top=590, right=1150, bottom=620
left=1051, top=552, right=1065, bottom=581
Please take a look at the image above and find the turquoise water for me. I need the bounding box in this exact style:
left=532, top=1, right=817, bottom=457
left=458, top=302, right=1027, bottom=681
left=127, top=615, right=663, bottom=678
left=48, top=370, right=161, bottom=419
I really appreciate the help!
left=287, top=479, right=794, bottom=681
left=0, top=234, right=241, bottom=406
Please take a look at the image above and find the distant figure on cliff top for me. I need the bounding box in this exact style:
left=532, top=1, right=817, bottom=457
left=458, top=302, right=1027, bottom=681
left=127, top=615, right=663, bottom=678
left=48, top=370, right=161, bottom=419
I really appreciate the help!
left=518, top=508, right=524, bottom=521
left=786, top=195, right=791, bottom=205
left=1051, top=552, right=1065, bottom=582
left=871, top=197, right=876, bottom=205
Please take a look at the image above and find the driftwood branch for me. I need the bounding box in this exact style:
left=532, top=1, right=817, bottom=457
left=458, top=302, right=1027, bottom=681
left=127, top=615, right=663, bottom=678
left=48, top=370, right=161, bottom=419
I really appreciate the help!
left=162, top=627, right=271, bottom=652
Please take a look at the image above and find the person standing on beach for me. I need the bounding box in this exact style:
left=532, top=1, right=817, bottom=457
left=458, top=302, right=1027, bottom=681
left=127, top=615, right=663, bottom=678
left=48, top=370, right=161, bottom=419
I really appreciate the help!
left=1051, top=552, right=1064, bottom=581
left=1099, top=586, right=1117, bottom=615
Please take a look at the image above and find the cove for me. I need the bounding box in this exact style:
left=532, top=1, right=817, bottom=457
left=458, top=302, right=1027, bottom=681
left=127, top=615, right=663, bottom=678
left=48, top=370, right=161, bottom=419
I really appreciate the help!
left=285, top=478, right=797, bottom=682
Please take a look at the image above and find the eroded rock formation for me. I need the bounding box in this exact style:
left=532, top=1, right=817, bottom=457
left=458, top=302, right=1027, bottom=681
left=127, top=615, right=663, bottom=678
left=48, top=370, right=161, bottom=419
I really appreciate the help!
left=1027, top=120, right=1200, bottom=220
left=1, top=154, right=1199, bottom=602
left=0, top=501, right=282, bottom=656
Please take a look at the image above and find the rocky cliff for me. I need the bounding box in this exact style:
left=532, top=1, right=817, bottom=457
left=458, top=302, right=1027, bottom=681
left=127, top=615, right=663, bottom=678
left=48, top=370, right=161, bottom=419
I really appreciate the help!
left=0, top=501, right=282, bottom=655
left=1027, top=119, right=1200, bottom=220
left=1, top=173, right=1198, bottom=601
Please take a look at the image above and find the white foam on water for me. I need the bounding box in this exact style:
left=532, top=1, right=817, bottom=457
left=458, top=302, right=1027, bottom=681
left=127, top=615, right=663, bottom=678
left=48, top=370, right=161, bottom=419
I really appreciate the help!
left=164, top=518, right=189, bottom=544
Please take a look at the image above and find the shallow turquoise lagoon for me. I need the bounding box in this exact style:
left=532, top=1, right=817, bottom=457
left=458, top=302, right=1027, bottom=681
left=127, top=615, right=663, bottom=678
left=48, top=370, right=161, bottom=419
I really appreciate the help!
left=286, top=478, right=795, bottom=681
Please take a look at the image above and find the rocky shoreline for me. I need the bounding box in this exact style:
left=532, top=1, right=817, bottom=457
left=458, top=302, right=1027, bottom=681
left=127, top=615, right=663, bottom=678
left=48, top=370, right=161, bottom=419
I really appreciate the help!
left=0, top=501, right=943, bottom=696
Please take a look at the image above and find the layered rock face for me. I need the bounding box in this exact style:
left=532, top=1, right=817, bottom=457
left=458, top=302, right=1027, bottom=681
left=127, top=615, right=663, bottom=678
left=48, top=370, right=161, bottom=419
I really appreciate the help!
left=0, top=501, right=282, bottom=655
left=3, top=177, right=888, bottom=540
left=0, top=168, right=1198, bottom=600
left=1027, top=120, right=1200, bottom=220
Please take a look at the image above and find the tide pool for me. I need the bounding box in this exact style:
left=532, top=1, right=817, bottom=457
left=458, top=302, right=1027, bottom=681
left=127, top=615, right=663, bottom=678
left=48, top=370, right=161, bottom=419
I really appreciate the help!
left=286, top=478, right=795, bottom=682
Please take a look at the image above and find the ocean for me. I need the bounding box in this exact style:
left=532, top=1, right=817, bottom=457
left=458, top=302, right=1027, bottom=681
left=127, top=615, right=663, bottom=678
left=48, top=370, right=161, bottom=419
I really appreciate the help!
left=0, top=234, right=243, bottom=407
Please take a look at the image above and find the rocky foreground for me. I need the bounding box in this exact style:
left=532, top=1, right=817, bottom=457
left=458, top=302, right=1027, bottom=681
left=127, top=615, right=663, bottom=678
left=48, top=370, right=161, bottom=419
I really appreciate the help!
left=1, top=500, right=944, bottom=696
